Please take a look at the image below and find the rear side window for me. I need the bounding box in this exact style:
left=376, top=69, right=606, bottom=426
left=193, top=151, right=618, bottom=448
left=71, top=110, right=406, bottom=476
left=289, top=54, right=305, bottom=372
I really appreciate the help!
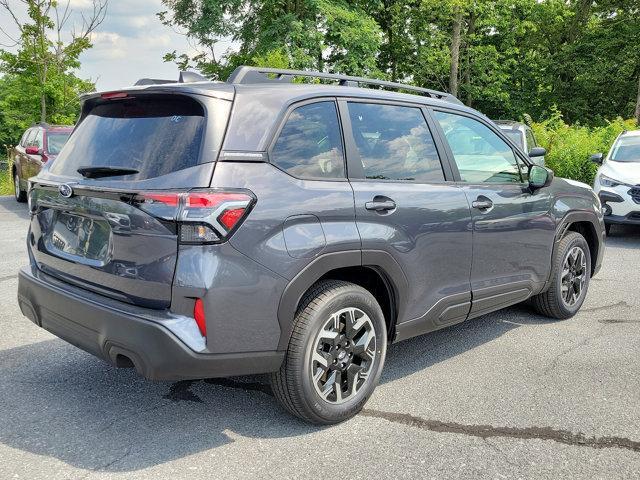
left=525, top=128, right=536, bottom=151
left=347, top=103, right=444, bottom=182
left=435, top=111, right=522, bottom=184
left=50, top=96, right=217, bottom=180
left=271, top=101, right=345, bottom=179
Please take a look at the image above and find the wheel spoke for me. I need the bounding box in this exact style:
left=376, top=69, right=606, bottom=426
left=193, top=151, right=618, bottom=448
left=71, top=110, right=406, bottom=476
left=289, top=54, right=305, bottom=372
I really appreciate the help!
left=310, top=307, right=377, bottom=405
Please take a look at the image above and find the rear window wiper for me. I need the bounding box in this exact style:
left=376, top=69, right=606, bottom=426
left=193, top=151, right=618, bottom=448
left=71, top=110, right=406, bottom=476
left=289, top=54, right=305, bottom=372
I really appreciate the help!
left=77, top=166, right=139, bottom=179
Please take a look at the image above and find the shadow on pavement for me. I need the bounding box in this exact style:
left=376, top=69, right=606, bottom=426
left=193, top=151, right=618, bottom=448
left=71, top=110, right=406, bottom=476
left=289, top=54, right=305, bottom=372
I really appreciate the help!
left=0, top=304, right=553, bottom=473
left=0, top=195, right=30, bottom=221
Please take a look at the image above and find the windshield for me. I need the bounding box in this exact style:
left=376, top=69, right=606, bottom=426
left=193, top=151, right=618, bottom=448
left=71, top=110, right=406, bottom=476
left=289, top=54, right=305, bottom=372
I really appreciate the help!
left=499, top=129, right=524, bottom=149
left=46, top=132, right=71, bottom=155
left=49, top=95, right=228, bottom=180
left=610, top=135, right=640, bottom=163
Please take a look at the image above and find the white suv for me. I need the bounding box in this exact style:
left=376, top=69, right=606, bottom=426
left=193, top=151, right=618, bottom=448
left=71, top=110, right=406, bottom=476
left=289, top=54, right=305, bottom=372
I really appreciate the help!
left=592, top=129, right=640, bottom=235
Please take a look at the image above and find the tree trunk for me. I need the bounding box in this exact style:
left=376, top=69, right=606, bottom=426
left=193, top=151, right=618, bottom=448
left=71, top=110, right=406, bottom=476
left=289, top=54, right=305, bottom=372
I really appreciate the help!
left=462, top=12, right=476, bottom=105
left=449, top=12, right=463, bottom=97
left=635, top=75, right=640, bottom=125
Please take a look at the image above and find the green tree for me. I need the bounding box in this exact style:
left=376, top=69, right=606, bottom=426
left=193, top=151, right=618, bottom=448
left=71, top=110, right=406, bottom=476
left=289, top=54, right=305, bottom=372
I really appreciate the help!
left=159, top=0, right=382, bottom=79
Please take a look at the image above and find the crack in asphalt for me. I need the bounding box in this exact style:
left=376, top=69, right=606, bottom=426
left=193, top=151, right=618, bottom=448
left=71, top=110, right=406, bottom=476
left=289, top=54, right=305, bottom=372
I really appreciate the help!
left=360, top=409, right=640, bottom=453
left=582, top=301, right=630, bottom=312
left=164, top=379, right=640, bottom=454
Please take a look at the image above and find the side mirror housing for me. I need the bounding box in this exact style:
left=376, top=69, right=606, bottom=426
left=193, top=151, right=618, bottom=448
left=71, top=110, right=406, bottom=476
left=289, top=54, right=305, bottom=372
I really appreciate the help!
left=590, top=153, right=604, bottom=164
left=25, top=146, right=41, bottom=155
left=528, top=147, right=546, bottom=158
left=529, top=165, right=554, bottom=189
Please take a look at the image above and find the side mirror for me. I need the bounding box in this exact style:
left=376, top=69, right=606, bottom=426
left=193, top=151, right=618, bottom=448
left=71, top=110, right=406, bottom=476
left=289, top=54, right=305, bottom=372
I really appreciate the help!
left=529, top=165, right=554, bottom=189
left=25, top=146, right=40, bottom=155
left=590, top=153, right=604, bottom=164
left=528, top=147, right=546, bottom=158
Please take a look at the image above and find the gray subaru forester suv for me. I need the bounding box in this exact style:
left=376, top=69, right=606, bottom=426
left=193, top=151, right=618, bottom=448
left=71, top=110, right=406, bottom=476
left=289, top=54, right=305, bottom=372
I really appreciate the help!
left=18, top=67, right=604, bottom=424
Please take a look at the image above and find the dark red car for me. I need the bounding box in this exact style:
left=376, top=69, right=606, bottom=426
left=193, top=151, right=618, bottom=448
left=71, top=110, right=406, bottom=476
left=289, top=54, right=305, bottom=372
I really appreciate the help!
left=11, top=123, right=73, bottom=202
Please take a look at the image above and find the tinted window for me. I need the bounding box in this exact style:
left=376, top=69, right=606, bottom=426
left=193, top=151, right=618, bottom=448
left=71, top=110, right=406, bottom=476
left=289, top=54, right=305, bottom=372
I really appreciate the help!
left=46, top=132, right=71, bottom=155
left=348, top=103, right=444, bottom=182
left=435, top=111, right=521, bottom=183
left=50, top=96, right=226, bottom=180
left=271, top=101, right=345, bottom=179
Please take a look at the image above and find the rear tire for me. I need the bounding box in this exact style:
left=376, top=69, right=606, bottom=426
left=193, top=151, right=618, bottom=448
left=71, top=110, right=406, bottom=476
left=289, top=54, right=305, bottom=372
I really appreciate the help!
left=14, top=171, right=26, bottom=203
left=270, top=280, right=387, bottom=424
left=531, top=231, right=591, bottom=319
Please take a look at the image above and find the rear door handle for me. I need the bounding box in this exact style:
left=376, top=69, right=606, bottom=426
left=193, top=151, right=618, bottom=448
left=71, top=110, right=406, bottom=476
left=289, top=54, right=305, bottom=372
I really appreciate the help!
left=365, top=199, right=396, bottom=212
left=471, top=197, right=493, bottom=210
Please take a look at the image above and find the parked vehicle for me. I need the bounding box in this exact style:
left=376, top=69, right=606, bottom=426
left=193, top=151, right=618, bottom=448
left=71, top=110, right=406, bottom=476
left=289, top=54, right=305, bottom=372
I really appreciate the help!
left=592, top=129, right=640, bottom=235
left=10, top=123, right=73, bottom=202
left=494, top=120, right=546, bottom=166
left=18, top=67, right=604, bottom=424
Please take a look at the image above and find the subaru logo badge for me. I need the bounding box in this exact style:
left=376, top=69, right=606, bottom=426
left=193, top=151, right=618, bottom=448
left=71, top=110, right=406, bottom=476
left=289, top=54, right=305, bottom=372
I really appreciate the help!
left=58, top=184, right=73, bottom=198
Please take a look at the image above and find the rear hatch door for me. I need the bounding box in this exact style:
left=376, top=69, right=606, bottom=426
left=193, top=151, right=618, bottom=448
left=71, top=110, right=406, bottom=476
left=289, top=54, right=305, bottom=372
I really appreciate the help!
left=28, top=91, right=232, bottom=309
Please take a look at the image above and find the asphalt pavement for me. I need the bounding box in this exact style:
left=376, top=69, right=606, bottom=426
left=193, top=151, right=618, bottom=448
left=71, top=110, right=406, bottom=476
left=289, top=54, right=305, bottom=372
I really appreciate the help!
left=0, top=195, right=639, bottom=479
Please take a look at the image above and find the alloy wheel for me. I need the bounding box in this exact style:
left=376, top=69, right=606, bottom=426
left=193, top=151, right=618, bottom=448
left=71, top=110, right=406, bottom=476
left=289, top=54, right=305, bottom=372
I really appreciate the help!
left=310, top=307, right=377, bottom=404
left=561, top=246, right=587, bottom=307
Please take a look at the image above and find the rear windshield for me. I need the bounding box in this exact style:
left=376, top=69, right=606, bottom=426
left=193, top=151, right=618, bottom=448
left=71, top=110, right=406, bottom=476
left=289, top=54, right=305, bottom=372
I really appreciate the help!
left=50, top=95, right=220, bottom=180
left=46, top=132, right=71, bottom=155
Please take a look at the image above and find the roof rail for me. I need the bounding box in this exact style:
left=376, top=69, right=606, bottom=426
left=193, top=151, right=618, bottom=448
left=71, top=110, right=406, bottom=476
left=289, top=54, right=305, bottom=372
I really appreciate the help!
left=227, top=66, right=462, bottom=104
left=134, top=71, right=209, bottom=87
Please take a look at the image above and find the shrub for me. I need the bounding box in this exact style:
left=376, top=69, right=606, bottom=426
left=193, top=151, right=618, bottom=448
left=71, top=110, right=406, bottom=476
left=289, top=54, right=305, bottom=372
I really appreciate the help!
left=530, top=109, right=637, bottom=185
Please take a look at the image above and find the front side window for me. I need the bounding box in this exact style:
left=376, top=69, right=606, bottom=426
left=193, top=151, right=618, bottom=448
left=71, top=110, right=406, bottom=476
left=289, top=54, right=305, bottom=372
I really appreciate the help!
left=435, top=111, right=522, bottom=183
left=271, top=101, right=345, bottom=179
left=347, top=102, right=444, bottom=182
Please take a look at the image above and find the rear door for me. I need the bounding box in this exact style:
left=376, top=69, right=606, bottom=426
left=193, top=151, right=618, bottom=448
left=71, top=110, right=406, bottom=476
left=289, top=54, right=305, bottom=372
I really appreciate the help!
left=340, top=99, right=473, bottom=338
left=29, top=93, right=232, bottom=309
left=432, top=109, right=555, bottom=318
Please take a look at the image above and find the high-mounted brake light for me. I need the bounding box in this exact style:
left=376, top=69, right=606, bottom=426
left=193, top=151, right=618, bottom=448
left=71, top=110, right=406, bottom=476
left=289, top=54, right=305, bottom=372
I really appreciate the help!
left=101, top=91, right=129, bottom=100
left=137, top=190, right=255, bottom=244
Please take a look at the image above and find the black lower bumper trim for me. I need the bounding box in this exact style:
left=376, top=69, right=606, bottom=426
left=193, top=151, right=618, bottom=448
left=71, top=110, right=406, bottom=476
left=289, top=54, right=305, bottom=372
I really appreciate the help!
left=17, top=267, right=284, bottom=381
left=604, top=213, right=640, bottom=226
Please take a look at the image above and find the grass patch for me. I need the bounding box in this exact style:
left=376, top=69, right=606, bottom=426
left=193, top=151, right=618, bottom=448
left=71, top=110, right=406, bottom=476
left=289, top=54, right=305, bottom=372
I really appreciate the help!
left=0, top=169, right=12, bottom=196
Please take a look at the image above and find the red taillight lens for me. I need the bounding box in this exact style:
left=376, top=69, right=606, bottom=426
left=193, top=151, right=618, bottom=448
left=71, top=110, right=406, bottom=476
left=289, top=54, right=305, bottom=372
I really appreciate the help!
left=194, top=298, right=207, bottom=337
left=136, top=189, right=255, bottom=244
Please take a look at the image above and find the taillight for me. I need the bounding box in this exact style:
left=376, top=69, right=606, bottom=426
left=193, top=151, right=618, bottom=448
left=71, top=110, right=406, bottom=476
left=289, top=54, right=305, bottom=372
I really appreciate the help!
left=136, top=189, right=255, bottom=244
left=41, top=152, right=49, bottom=163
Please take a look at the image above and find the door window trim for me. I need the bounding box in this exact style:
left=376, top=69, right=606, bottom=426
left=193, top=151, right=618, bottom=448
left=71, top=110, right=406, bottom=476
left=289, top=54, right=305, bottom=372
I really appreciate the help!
left=428, top=107, right=531, bottom=186
left=337, top=97, right=456, bottom=184
left=266, top=97, right=348, bottom=182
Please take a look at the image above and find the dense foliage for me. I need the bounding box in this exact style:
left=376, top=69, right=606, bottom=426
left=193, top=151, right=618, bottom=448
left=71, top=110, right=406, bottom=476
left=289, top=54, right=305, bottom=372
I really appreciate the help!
left=160, top=0, right=640, bottom=124
left=531, top=112, right=637, bottom=185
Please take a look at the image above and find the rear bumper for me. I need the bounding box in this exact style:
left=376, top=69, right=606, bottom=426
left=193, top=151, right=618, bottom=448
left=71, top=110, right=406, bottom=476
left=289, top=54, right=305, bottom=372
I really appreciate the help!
left=17, top=267, right=284, bottom=381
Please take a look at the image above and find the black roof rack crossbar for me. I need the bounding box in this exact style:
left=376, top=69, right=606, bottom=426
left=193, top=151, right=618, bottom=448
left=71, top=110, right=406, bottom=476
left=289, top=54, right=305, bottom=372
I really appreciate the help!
left=227, top=66, right=462, bottom=104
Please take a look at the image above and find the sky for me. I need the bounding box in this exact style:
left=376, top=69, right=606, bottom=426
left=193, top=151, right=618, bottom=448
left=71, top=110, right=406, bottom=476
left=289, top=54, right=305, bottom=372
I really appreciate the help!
left=0, top=0, right=224, bottom=91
